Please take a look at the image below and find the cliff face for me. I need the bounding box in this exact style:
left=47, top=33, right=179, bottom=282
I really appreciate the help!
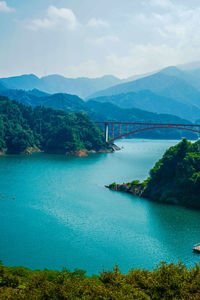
left=107, top=139, right=200, bottom=209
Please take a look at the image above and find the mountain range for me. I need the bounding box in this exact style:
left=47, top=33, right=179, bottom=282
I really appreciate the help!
left=86, top=66, right=200, bottom=122
left=0, top=74, right=121, bottom=99
left=0, top=87, right=197, bottom=139
left=1, top=63, right=200, bottom=138
left=87, top=66, right=200, bottom=98
left=88, top=90, right=200, bottom=122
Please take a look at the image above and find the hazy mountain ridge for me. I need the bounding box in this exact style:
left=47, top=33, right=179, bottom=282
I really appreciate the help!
left=87, top=100, right=192, bottom=124
left=86, top=66, right=200, bottom=122
left=0, top=88, right=87, bottom=112
left=0, top=74, right=40, bottom=91
left=0, top=74, right=121, bottom=98
left=88, top=89, right=200, bottom=122
left=0, top=87, right=193, bottom=123
left=87, top=68, right=200, bottom=99
left=1, top=64, right=200, bottom=132
left=0, top=80, right=7, bottom=90
left=87, top=67, right=200, bottom=105
left=87, top=72, right=175, bottom=98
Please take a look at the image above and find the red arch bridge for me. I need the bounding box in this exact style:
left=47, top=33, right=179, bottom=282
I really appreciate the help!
left=94, top=121, right=200, bottom=143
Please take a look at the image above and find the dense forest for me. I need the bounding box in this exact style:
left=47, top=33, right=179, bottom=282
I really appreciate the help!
left=1, top=261, right=200, bottom=299
left=0, top=96, right=107, bottom=154
left=108, top=139, right=200, bottom=209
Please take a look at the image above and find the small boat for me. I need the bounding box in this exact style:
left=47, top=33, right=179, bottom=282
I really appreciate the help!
left=193, top=243, right=200, bottom=253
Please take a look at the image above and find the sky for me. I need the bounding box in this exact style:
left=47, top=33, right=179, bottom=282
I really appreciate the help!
left=1, top=0, right=200, bottom=78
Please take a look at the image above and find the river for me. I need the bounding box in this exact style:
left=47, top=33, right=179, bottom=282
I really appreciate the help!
left=0, top=139, right=200, bottom=275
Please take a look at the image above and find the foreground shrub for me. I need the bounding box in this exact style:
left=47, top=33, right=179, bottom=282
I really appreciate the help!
left=1, top=261, right=200, bottom=299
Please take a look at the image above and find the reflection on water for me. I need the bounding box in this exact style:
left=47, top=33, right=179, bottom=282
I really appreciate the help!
left=0, top=139, right=200, bottom=274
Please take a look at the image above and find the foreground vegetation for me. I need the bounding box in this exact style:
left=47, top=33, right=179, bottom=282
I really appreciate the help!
left=108, top=139, right=200, bottom=209
left=1, top=261, right=200, bottom=299
left=0, top=96, right=107, bottom=154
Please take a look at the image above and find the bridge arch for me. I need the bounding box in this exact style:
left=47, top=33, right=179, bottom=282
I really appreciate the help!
left=109, top=126, right=200, bottom=142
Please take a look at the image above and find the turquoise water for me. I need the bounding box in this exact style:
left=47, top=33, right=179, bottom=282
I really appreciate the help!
left=0, top=139, right=200, bottom=275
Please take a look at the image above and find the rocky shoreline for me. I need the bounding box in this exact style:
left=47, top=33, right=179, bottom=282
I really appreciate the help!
left=106, top=180, right=147, bottom=198
left=67, top=143, right=121, bottom=157
left=0, top=143, right=120, bottom=157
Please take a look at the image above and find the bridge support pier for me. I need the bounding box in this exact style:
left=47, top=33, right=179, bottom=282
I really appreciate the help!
left=105, top=123, right=109, bottom=143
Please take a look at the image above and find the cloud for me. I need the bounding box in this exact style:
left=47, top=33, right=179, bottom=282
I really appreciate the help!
left=87, top=18, right=109, bottom=28
left=6, top=0, right=200, bottom=78
left=102, top=2, right=200, bottom=77
left=86, top=35, right=119, bottom=46
left=30, top=6, right=77, bottom=30
left=106, top=44, right=179, bottom=77
left=0, top=1, right=15, bottom=13
left=68, top=59, right=101, bottom=78
left=70, top=0, right=200, bottom=79
left=149, top=0, right=175, bottom=10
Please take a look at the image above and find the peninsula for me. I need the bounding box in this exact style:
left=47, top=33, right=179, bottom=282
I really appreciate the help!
left=107, top=139, right=200, bottom=209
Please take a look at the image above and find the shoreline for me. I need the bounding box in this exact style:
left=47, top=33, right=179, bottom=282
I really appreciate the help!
left=106, top=181, right=200, bottom=210
left=106, top=181, right=146, bottom=198
left=0, top=143, right=121, bottom=157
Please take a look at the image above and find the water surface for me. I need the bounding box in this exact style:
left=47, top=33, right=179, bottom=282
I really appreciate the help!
left=0, top=139, right=200, bottom=275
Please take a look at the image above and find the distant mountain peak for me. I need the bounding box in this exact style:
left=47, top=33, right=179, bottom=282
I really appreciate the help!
left=0, top=73, right=121, bottom=98
left=159, top=66, right=182, bottom=76
left=2, top=73, right=39, bottom=80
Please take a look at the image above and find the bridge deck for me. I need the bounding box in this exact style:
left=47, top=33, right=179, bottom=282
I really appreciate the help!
left=95, top=121, right=200, bottom=143
left=95, top=121, right=200, bottom=127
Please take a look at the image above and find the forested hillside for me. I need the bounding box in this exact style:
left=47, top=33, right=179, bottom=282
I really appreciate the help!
left=109, top=139, right=200, bottom=209
left=145, top=139, right=200, bottom=208
left=0, top=96, right=107, bottom=154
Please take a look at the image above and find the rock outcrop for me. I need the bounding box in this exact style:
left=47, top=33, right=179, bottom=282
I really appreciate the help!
left=106, top=181, right=146, bottom=197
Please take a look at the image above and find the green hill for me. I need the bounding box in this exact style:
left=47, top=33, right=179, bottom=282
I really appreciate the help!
left=0, top=89, right=87, bottom=112
left=108, top=139, right=200, bottom=209
left=0, top=96, right=107, bottom=154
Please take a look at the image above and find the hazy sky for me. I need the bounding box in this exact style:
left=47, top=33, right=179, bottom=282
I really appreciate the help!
left=1, top=0, right=200, bottom=78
